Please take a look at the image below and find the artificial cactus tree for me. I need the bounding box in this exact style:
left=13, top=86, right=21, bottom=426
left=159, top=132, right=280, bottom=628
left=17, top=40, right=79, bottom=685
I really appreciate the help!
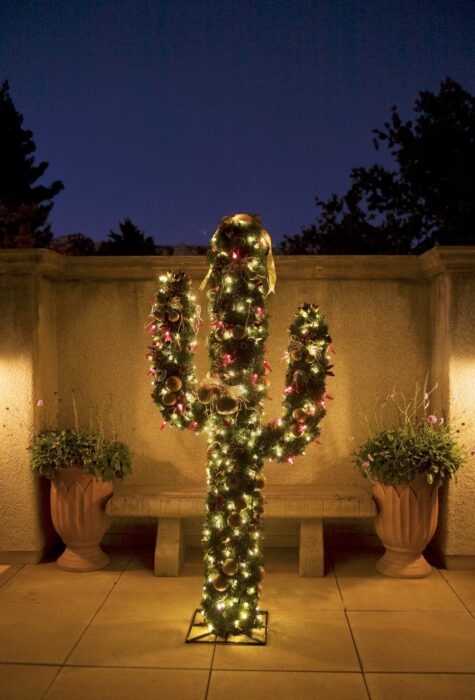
left=147, top=213, right=333, bottom=639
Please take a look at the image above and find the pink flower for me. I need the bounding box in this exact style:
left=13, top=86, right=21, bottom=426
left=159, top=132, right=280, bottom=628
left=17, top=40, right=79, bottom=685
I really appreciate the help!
left=427, top=415, right=438, bottom=425
left=36, top=399, right=44, bottom=407
left=362, top=461, right=370, bottom=469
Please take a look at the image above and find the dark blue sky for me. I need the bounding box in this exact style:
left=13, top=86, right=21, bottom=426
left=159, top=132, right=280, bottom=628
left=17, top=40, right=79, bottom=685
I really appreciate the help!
left=1, top=0, right=475, bottom=246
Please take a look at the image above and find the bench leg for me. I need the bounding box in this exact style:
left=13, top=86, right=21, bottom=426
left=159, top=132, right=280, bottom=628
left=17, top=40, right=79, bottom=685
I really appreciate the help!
left=299, top=518, right=324, bottom=577
left=154, top=518, right=185, bottom=576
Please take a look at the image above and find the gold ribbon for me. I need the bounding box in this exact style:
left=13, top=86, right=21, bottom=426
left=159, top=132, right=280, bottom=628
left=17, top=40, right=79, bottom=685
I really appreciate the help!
left=199, top=221, right=277, bottom=295
left=199, top=266, right=213, bottom=292
left=261, top=229, right=276, bottom=296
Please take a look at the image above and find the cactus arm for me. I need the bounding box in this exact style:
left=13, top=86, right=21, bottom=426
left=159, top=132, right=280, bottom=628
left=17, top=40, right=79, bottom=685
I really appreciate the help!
left=259, top=303, right=334, bottom=463
left=147, top=270, right=207, bottom=431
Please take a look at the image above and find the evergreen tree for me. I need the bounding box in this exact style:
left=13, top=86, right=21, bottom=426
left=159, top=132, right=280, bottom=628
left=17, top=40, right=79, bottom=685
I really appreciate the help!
left=282, top=78, right=475, bottom=254
left=0, top=81, right=64, bottom=247
left=99, top=218, right=156, bottom=255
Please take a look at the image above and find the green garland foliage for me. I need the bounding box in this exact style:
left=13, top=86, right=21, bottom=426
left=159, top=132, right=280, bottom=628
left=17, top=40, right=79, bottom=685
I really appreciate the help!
left=148, top=213, right=333, bottom=637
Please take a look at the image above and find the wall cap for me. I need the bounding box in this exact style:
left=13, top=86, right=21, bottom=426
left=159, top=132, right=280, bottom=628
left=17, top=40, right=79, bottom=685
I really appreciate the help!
left=1, top=247, right=474, bottom=281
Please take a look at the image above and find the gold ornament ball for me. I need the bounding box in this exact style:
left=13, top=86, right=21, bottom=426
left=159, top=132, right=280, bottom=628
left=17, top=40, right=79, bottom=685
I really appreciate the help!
left=232, top=325, right=246, bottom=340
left=254, top=474, right=266, bottom=490
left=292, top=407, right=308, bottom=423
left=168, top=309, right=180, bottom=323
left=155, top=368, right=167, bottom=382
left=198, top=386, right=214, bottom=404
left=227, top=511, right=243, bottom=528
left=212, top=573, right=230, bottom=592
left=222, top=558, right=239, bottom=576
left=162, top=392, right=178, bottom=406
left=165, top=375, right=182, bottom=392
left=234, top=495, right=247, bottom=511
left=216, top=395, right=239, bottom=415
left=290, top=348, right=303, bottom=362
left=293, top=369, right=307, bottom=389
left=153, top=308, right=166, bottom=322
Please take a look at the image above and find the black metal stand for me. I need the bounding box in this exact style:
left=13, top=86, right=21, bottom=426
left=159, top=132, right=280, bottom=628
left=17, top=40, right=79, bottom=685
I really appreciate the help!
left=185, top=608, right=268, bottom=645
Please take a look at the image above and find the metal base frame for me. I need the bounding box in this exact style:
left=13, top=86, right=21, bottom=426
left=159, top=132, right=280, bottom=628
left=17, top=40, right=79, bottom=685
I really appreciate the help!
left=185, top=608, right=268, bottom=645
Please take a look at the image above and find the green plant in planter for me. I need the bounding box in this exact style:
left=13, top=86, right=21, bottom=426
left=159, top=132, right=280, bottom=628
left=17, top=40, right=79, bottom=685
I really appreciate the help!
left=353, top=384, right=466, bottom=486
left=28, top=429, right=132, bottom=481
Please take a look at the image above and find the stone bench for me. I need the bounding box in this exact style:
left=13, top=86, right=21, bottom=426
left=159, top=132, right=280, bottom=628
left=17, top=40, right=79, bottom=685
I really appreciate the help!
left=106, top=484, right=376, bottom=577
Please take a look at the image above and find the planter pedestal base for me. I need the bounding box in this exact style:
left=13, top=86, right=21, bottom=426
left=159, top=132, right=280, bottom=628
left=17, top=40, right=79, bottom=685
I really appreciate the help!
left=376, top=548, right=432, bottom=578
left=372, top=476, right=439, bottom=580
left=57, top=544, right=109, bottom=572
left=51, top=468, right=113, bottom=573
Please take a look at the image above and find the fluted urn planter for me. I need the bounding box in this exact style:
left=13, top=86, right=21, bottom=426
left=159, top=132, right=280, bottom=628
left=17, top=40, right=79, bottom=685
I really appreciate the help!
left=50, top=467, right=113, bottom=572
left=372, top=474, right=439, bottom=578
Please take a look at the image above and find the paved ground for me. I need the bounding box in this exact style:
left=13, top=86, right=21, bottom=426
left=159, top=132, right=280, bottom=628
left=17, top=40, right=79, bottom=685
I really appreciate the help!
left=1, top=546, right=475, bottom=699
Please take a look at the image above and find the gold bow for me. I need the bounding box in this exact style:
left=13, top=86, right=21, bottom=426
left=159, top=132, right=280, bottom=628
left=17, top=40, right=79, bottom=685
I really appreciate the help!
left=199, top=222, right=277, bottom=295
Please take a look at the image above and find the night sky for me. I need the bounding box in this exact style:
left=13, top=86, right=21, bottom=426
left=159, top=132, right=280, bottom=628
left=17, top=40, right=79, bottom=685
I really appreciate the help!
left=1, top=0, right=475, bottom=246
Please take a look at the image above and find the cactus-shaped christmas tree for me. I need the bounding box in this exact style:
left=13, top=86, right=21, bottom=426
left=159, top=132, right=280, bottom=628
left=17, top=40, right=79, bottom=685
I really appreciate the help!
left=147, top=214, right=333, bottom=639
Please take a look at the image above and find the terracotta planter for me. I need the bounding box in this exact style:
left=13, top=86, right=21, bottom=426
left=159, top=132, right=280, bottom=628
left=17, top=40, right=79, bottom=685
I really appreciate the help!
left=50, top=467, right=113, bottom=572
left=372, top=474, right=439, bottom=578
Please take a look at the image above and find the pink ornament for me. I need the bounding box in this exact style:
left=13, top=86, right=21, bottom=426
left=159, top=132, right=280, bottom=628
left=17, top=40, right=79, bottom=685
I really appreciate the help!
left=427, top=415, right=438, bottom=425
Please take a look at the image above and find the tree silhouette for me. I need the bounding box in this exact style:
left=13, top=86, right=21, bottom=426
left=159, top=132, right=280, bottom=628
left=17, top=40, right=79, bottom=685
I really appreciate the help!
left=282, top=78, right=475, bottom=254
left=0, top=81, right=64, bottom=248
left=99, top=218, right=156, bottom=255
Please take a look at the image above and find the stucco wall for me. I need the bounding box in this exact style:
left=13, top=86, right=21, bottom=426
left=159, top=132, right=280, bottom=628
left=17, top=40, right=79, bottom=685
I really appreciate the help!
left=0, top=273, right=44, bottom=560
left=430, top=264, right=475, bottom=562
left=1, top=247, right=474, bottom=561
